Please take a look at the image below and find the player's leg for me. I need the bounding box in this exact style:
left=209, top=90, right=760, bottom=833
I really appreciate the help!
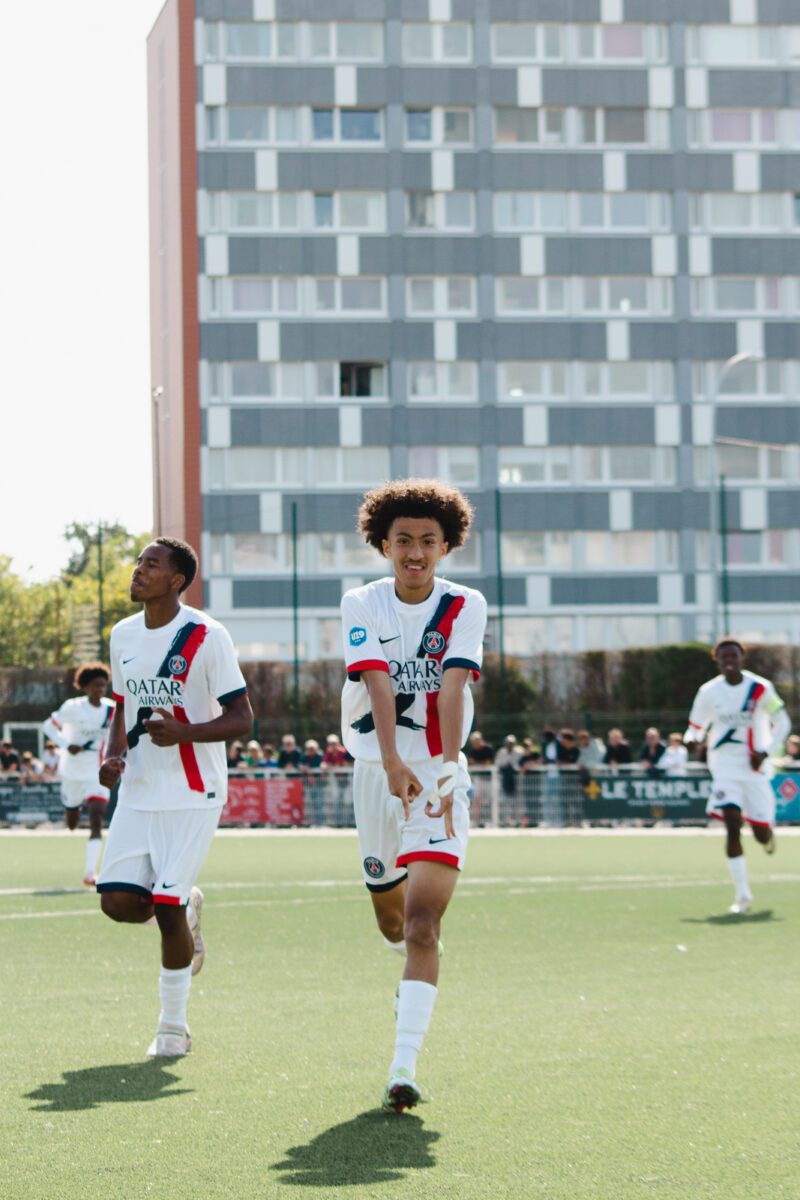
left=744, top=774, right=777, bottom=855
left=64, top=804, right=81, bottom=831
left=352, top=759, right=408, bottom=952
left=369, top=877, right=407, bottom=950
left=84, top=796, right=107, bottom=886
left=720, top=801, right=752, bottom=913
left=96, top=806, right=156, bottom=922
left=146, top=806, right=222, bottom=1057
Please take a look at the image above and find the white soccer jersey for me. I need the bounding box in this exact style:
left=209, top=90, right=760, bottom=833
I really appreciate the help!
left=685, top=670, right=788, bottom=780
left=341, top=576, right=486, bottom=764
left=42, top=696, right=114, bottom=782
left=110, top=604, right=248, bottom=811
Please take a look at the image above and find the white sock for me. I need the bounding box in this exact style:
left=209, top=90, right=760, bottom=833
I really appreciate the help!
left=727, top=854, right=750, bottom=899
left=85, top=838, right=102, bottom=877
left=383, top=936, right=407, bottom=957
left=158, top=965, right=192, bottom=1031
left=390, top=980, right=437, bottom=1078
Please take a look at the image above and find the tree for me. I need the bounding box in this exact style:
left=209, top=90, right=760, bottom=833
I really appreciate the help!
left=62, top=523, right=151, bottom=659
left=0, top=558, right=63, bottom=667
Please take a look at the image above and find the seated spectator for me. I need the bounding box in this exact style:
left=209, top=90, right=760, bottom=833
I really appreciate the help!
left=300, top=739, right=323, bottom=771
left=495, top=734, right=522, bottom=797
left=518, top=738, right=541, bottom=772
left=227, top=740, right=245, bottom=770
left=658, top=733, right=689, bottom=776
left=576, top=730, right=604, bottom=775
left=42, top=740, right=60, bottom=778
left=1, top=740, right=20, bottom=776
left=638, top=727, right=667, bottom=775
left=603, top=729, right=633, bottom=768
left=20, top=750, right=45, bottom=782
left=277, top=734, right=302, bottom=771
left=467, top=731, right=494, bottom=767
left=241, top=739, right=266, bottom=768
left=775, top=734, right=800, bottom=770
left=556, top=729, right=579, bottom=766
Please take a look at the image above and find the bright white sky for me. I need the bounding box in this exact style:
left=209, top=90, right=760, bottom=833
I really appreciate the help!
left=2, top=1, right=168, bottom=580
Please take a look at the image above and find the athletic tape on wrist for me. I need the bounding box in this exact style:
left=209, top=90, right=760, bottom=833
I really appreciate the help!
left=434, top=760, right=458, bottom=800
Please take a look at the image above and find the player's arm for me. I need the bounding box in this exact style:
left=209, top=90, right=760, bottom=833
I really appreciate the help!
left=42, top=707, right=84, bottom=755
left=363, top=670, right=421, bottom=818
left=144, top=693, right=253, bottom=747
left=751, top=694, right=792, bottom=770
left=683, top=689, right=710, bottom=745
left=98, top=703, right=128, bottom=787
left=426, top=666, right=470, bottom=838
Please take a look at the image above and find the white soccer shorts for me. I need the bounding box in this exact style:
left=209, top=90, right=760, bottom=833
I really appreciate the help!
left=95, top=803, right=223, bottom=905
left=61, top=779, right=110, bottom=808
left=352, top=753, right=470, bottom=891
left=706, top=773, right=776, bottom=829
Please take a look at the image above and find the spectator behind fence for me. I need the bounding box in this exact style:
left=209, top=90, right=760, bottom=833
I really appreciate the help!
left=321, top=733, right=351, bottom=770
left=300, top=739, right=323, bottom=770
left=541, top=729, right=558, bottom=762
left=638, top=727, right=667, bottom=775
left=467, top=730, right=495, bottom=767
left=242, top=740, right=265, bottom=768
left=20, top=750, right=45, bottom=782
left=42, top=740, right=60, bottom=778
left=495, top=735, right=522, bottom=798
left=261, top=743, right=277, bottom=767
left=277, top=734, right=302, bottom=770
left=658, top=733, right=689, bottom=776
left=227, top=741, right=245, bottom=770
left=1, top=740, right=20, bottom=776
left=518, top=738, right=541, bottom=771
left=603, top=729, right=633, bottom=768
left=576, top=730, right=604, bottom=777
left=556, top=729, right=579, bottom=765
left=775, top=733, right=800, bottom=770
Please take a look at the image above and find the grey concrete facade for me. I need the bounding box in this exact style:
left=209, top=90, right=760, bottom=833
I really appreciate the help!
left=168, top=1, right=800, bottom=659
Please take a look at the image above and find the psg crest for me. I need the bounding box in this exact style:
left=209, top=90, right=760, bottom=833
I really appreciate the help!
left=364, top=856, right=385, bottom=879
left=168, top=654, right=188, bottom=675
left=422, top=630, right=446, bottom=654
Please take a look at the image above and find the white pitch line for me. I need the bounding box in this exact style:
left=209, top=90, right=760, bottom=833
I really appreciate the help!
left=3, top=872, right=800, bottom=920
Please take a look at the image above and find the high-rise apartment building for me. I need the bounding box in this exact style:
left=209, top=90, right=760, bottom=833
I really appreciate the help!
left=147, top=0, right=800, bottom=661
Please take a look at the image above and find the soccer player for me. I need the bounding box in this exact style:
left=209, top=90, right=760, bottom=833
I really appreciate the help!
left=96, top=537, right=253, bottom=1057
left=42, top=663, right=115, bottom=886
left=340, top=479, right=487, bottom=1111
left=684, top=638, right=790, bottom=914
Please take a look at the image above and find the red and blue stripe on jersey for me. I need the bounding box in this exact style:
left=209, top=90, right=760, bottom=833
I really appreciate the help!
left=416, top=592, right=479, bottom=757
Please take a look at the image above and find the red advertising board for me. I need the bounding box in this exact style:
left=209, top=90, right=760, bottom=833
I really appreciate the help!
left=221, top=776, right=305, bottom=826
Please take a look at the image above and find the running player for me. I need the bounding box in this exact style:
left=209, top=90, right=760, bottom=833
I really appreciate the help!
left=96, top=537, right=253, bottom=1057
left=684, top=638, right=790, bottom=914
left=341, top=479, right=486, bottom=1111
left=42, top=663, right=114, bottom=886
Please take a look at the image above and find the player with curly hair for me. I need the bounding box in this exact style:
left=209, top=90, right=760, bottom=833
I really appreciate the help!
left=43, top=662, right=115, bottom=885
left=341, top=479, right=487, bottom=1112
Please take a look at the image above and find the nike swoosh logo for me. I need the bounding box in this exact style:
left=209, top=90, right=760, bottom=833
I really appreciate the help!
left=122, top=657, right=136, bottom=664
left=161, top=882, right=177, bottom=889
left=428, top=837, right=449, bottom=845
left=379, top=635, right=400, bottom=644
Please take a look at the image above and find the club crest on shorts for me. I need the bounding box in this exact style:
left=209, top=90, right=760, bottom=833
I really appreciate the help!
left=422, top=630, right=446, bottom=654
left=715, top=789, right=726, bottom=800
left=364, top=856, right=385, bottom=879
left=168, top=654, right=188, bottom=675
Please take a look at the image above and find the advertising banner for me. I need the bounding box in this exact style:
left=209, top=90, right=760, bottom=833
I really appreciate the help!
left=221, top=775, right=305, bottom=826
left=0, top=782, right=64, bottom=824
left=582, top=773, right=800, bottom=822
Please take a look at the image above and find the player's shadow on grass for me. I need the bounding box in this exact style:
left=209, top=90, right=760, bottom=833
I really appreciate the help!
left=271, top=1109, right=439, bottom=1187
left=25, top=1060, right=193, bottom=1112
left=681, top=908, right=778, bottom=926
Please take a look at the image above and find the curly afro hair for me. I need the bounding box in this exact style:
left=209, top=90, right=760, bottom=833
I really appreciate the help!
left=357, top=478, right=474, bottom=553
left=75, top=662, right=110, bottom=690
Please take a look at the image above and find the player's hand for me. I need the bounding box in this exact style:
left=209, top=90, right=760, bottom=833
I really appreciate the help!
left=144, top=708, right=187, bottom=747
left=99, top=756, right=126, bottom=787
left=67, top=744, right=84, bottom=756
left=425, top=761, right=459, bottom=839
left=385, top=759, right=422, bottom=821
left=750, top=750, right=768, bottom=771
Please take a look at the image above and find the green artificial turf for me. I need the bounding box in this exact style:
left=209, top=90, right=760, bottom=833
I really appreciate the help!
left=2, top=828, right=799, bottom=1200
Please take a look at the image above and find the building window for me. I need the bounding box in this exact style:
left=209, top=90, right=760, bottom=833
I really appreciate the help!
left=408, top=446, right=480, bottom=485
left=311, top=191, right=386, bottom=230
left=229, top=277, right=300, bottom=314
left=312, top=108, right=382, bottom=143
left=500, top=531, right=573, bottom=568
left=225, top=22, right=271, bottom=57
left=405, top=191, right=474, bottom=231
left=491, top=23, right=563, bottom=61
left=686, top=24, right=779, bottom=64
left=495, top=277, right=567, bottom=315
left=401, top=22, right=471, bottom=62
left=307, top=22, right=383, bottom=61
left=405, top=107, right=473, bottom=146
left=692, top=359, right=786, bottom=399
left=689, top=192, right=784, bottom=231
left=691, top=277, right=783, bottom=315
left=407, top=277, right=475, bottom=316
left=312, top=277, right=386, bottom=315
left=338, top=362, right=387, bottom=398
left=494, top=191, right=569, bottom=230
left=407, top=362, right=478, bottom=402
left=497, top=362, right=568, bottom=399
